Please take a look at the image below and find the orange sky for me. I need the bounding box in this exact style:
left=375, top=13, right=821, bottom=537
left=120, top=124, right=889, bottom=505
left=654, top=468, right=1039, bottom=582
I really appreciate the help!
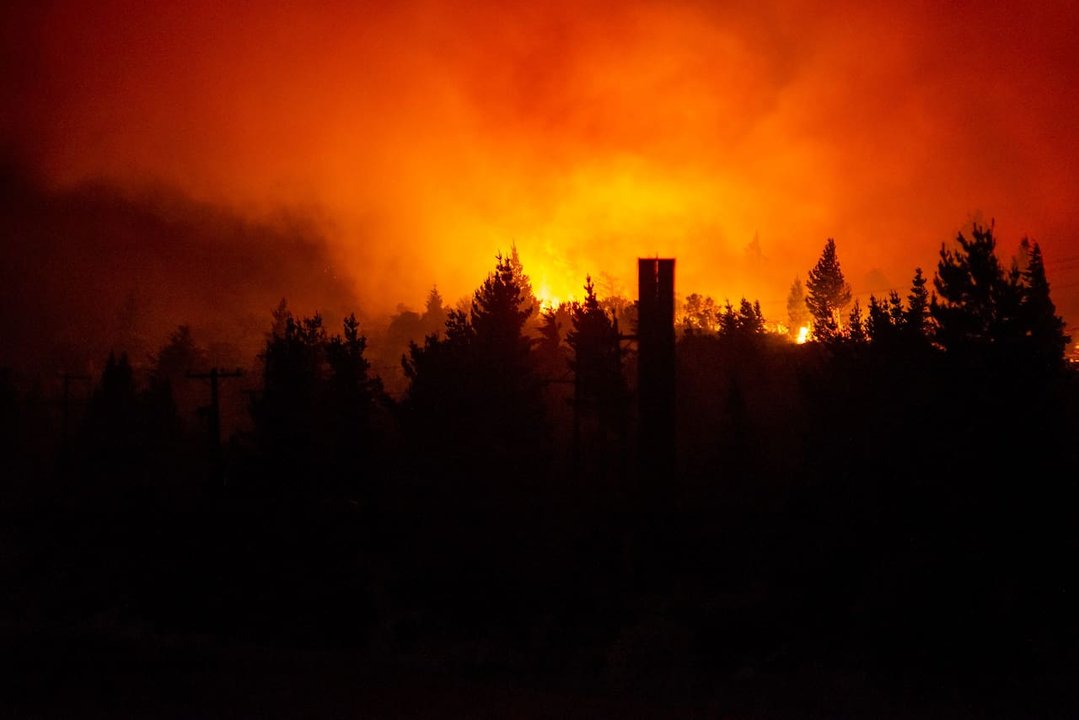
left=4, top=0, right=1079, bottom=325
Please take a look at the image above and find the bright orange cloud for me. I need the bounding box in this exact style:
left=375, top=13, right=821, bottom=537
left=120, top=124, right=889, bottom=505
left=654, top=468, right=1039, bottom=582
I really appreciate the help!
left=4, top=0, right=1079, bottom=324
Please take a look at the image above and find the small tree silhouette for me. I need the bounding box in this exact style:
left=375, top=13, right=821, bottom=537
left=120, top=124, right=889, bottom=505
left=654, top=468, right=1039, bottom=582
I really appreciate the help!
left=904, top=267, right=931, bottom=340
left=421, top=285, right=449, bottom=336
left=847, top=301, right=866, bottom=343
left=717, top=298, right=767, bottom=343
left=567, top=277, right=629, bottom=478
left=1018, top=238, right=1070, bottom=367
left=806, top=239, right=852, bottom=341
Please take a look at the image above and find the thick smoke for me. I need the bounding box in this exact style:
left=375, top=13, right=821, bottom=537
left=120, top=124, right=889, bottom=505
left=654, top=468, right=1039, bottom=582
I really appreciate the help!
left=3, top=0, right=1078, bottom=326
left=0, top=160, right=360, bottom=371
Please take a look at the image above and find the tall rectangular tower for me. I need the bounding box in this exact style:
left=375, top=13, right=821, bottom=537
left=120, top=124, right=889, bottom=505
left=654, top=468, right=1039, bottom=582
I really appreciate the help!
left=637, top=258, right=676, bottom=482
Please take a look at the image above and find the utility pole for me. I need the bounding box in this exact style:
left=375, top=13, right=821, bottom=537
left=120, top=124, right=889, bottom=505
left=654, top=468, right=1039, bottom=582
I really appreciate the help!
left=188, top=367, right=244, bottom=484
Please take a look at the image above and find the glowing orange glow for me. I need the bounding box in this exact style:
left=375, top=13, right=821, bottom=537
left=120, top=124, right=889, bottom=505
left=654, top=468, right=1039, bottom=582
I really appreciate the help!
left=4, top=1, right=1079, bottom=325
left=796, top=326, right=810, bottom=345
left=535, top=284, right=567, bottom=312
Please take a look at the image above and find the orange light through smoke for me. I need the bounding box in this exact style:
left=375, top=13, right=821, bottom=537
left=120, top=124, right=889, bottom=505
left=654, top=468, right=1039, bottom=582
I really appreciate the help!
left=4, top=1, right=1079, bottom=325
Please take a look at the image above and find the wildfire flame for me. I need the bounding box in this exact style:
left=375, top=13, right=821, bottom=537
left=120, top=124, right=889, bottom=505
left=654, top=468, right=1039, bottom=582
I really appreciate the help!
left=536, top=289, right=562, bottom=312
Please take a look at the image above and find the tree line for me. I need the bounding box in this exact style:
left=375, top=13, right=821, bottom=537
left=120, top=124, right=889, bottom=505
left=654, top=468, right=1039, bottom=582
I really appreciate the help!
left=2, top=220, right=1077, bottom=710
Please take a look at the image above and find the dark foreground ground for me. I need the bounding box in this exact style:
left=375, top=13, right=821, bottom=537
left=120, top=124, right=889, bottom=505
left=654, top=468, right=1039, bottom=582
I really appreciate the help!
left=4, top=630, right=1077, bottom=719
left=3, top=497, right=1078, bottom=719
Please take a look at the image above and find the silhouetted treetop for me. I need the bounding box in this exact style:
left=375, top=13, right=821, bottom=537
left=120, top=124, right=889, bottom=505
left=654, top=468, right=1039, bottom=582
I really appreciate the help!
left=681, top=293, right=718, bottom=335
left=252, top=305, right=382, bottom=498
left=847, top=301, right=866, bottom=343
left=472, top=253, right=533, bottom=359
left=806, top=238, right=852, bottom=342
left=931, top=222, right=1025, bottom=352
left=535, top=306, right=567, bottom=379
left=421, top=285, right=449, bottom=335
left=402, top=253, right=547, bottom=475
left=152, top=325, right=208, bottom=381
left=567, top=277, right=625, bottom=405
left=866, top=294, right=893, bottom=345
left=718, top=297, right=767, bottom=341
left=507, top=243, right=539, bottom=322
left=905, top=267, right=930, bottom=339
left=1018, top=237, right=1070, bottom=365
left=863, top=269, right=934, bottom=350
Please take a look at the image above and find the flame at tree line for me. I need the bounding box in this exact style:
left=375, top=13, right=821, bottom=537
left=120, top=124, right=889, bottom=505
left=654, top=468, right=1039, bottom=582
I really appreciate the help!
left=1, top=151, right=1075, bottom=374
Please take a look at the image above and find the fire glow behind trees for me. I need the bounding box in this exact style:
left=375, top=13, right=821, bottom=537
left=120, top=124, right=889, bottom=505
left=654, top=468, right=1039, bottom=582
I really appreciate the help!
left=3, top=0, right=1079, bottom=337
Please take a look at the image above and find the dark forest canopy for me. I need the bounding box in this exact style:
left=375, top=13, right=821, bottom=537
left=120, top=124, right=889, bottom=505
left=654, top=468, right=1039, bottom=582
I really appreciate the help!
left=3, top=219, right=1079, bottom=716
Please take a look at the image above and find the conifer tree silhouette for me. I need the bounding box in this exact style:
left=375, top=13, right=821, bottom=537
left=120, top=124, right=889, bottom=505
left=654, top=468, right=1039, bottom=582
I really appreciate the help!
left=806, top=239, right=852, bottom=341
left=847, top=301, right=866, bottom=343
left=421, top=285, right=449, bottom=336
left=931, top=222, right=1024, bottom=353
left=252, top=307, right=380, bottom=499
left=566, top=277, right=629, bottom=479
left=904, top=267, right=931, bottom=340
left=404, top=254, right=546, bottom=477
left=1018, top=237, right=1069, bottom=366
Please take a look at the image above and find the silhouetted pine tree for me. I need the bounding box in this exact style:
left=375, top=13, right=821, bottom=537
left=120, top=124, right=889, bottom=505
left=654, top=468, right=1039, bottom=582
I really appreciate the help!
left=717, top=298, right=767, bottom=345
left=507, top=242, right=539, bottom=325
left=718, top=300, right=738, bottom=337
left=403, top=254, right=547, bottom=478
left=420, top=285, right=449, bottom=336
left=866, top=295, right=896, bottom=345
left=738, top=299, right=766, bottom=335
left=1018, top=238, right=1069, bottom=367
left=252, top=309, right=327, bottom=492
left=806, top=238, right=852, bottom=342
left=566, top=277, right=629, bottom=480
left=251, top=307, right=381, bottom=499
left=324, top=313, right=384, bottom=492
left=847, top=301, right=866, bottom=343
left=931, top=222, right=1024, bottom=354
left=887, top=290, right=905, bottom=329
left=904, top=267, right=930, bottom=341
left=472, top=253, right=533, bottom=360
left=535, top=306, right=568, bottom=381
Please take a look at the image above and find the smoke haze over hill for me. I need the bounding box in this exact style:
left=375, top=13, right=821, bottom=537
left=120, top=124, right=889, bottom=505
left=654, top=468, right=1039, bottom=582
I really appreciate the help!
left=3, top=0, right=1079, bottom=345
